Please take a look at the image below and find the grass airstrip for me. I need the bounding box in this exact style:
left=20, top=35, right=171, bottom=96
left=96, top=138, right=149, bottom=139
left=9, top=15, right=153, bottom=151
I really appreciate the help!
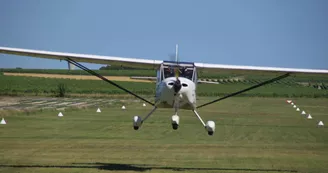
left=0, top=69, right=327, bottom=173
left=0, top=97, right=327, bottom=173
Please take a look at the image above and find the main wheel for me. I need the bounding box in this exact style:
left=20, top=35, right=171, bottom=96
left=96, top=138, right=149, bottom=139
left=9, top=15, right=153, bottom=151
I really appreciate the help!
left=171, top=115, right=179, bottom=130
left=205, top=121, right=215, bottom=136
left=133, top=116, right=142, bottom=130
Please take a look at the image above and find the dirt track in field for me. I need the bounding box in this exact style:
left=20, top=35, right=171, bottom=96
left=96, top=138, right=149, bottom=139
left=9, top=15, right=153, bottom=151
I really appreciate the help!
left=3, top=72, right=153, bottom=83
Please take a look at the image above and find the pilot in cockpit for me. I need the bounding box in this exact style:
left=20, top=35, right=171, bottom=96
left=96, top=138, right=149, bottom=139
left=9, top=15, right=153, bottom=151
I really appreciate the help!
left=164, top=67, right=174, bottom=78
left=164, top=66, right=193, bottom=80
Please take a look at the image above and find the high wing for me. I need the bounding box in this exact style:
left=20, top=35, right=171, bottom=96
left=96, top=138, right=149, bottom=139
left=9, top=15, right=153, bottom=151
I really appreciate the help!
left=193, top=62, right=328, bottom=108
left=1, top=46, right=327, bottom=75
left=0, top=46, right=163, bottom=106
left=0, top=46, right=163, bottom=70
left=194, top=63, right=328, bottom=75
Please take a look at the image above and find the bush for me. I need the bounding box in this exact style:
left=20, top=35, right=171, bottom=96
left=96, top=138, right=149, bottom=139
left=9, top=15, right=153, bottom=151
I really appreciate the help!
left=57, top=83, right=67, bottom=97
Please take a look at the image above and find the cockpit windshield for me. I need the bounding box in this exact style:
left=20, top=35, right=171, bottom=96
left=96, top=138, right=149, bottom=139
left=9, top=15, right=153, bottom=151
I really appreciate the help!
left=163, top=66, right=194, bottom=80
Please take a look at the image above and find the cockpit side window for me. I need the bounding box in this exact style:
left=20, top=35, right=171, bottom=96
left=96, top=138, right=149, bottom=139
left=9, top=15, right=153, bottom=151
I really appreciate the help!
left=164, top=67, right=175, bottom=78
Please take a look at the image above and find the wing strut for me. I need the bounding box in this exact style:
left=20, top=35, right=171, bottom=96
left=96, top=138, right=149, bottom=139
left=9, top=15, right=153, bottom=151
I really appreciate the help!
left=66, top=58, right=155, bottom=106
left=196, top=73, right=290, bottom=109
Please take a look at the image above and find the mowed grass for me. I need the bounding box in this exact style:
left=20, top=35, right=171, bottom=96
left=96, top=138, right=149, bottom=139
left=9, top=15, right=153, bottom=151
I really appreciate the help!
left=0, top=97, right=327, bottom=173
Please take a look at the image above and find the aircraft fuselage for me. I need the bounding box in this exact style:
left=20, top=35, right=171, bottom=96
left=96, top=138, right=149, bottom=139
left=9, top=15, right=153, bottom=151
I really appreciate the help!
left=155, top=77, right=197, bottom=110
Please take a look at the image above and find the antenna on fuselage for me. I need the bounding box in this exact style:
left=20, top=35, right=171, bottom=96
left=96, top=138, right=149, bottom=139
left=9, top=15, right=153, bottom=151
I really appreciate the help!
left=175, top=44, right=178, bottom=63
left=173, top=44, right=182, bottom=94
left=174, top=44, right=180, bottom=78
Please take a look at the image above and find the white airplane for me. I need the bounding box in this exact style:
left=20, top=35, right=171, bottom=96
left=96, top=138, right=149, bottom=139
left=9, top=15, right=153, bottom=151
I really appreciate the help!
left=1, top=45, right=328, bottom=135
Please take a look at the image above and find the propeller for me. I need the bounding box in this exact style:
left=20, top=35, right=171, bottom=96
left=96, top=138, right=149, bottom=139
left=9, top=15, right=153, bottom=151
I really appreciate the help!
left=173, top=68, right=182, bottom=93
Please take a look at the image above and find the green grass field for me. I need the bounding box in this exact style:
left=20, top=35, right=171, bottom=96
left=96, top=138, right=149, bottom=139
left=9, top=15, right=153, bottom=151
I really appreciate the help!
left=0, top=97, right=327, bottom=173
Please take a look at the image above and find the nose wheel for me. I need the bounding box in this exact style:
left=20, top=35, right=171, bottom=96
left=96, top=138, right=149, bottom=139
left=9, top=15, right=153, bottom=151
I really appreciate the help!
left=172, top=123, right=179, bottom=130
left=171, top=115, right=179, bottom=130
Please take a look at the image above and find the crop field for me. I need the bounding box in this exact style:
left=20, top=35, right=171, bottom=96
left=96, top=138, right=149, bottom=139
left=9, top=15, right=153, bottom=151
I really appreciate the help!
left=3, top=72, right=153, bottom=83
left=2, top=68, right=328, bottom=83
left=0, top=75, right=327, bottom=98
left=0, top=97, right=327, bottom=173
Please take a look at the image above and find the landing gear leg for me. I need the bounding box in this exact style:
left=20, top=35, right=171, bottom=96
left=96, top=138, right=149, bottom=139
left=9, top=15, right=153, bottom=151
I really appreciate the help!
left=133, top=106, right=157, bottom=130
left=192, top=109, right=215, bottom=136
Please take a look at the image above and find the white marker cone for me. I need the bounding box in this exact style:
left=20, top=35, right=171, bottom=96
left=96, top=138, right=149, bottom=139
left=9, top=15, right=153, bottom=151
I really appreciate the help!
left=291, top=102, right=294, bottom=105
left=0, top=118, right=6, bottom=125
left=301, top=111, right=306, bottom=115
left=58, top=112, right=63, bottom=117
left=97, top=108, right=101, bottom=113
left=318, top=121, right=324, bottom=126
left=122, top=105, right=126, bottom=110
left=143, top=103, right=146, bottom=107
left=296, top=108, right=300, bottom=111
left=307, top=114, right=312, bottom=119
left=293, top=105, right=297, bottom=108
left=286, top=100, right=292, bottom=103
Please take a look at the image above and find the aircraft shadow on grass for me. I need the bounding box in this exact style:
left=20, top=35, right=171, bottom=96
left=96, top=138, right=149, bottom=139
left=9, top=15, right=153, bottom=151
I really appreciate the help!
left=0, top=162, right=297, bottom=172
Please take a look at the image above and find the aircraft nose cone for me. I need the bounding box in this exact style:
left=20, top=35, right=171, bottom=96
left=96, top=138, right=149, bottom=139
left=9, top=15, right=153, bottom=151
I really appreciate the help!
left=173, top=79, right=182, bottom=93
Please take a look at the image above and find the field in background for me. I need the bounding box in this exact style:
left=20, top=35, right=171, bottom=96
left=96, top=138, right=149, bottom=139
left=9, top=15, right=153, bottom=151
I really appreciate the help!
left=0, top=97, right=327, bottom=173
left=2, top=68, right=328, bottom=82
left=0, top=74, right=327, bottom=98
left=3, top=72, right=153, bottom=83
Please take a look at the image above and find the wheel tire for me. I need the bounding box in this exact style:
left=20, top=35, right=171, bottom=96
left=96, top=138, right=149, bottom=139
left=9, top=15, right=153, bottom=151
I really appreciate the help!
left=134, top=126, right=139, bottom=130
left=172, top=123, right=179, bottom=130
left=208, top=131, right=213, bottom=136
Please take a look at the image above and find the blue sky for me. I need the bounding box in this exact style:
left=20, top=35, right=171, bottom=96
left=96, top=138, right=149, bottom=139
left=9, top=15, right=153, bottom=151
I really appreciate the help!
left=0, top=0, right=327, bottom=69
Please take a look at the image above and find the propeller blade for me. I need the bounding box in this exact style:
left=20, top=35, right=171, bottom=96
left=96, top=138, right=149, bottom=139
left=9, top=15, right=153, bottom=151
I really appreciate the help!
left=174, top=67, right=180, bottom=78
